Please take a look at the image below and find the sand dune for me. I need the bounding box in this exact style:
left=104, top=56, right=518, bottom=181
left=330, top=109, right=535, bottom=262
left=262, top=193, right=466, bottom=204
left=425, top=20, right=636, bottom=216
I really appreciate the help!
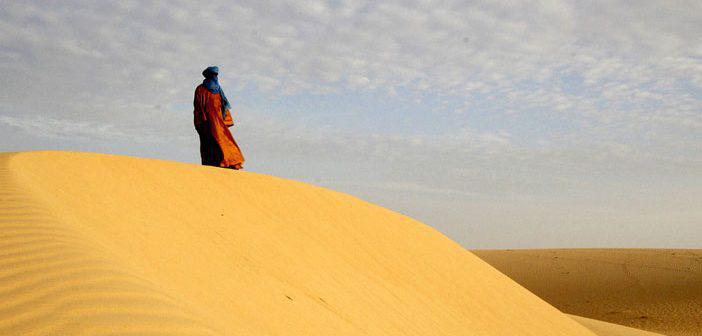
left=0, top=151, right=597, bottom=335
left=474, top=249, right=702, bottom=336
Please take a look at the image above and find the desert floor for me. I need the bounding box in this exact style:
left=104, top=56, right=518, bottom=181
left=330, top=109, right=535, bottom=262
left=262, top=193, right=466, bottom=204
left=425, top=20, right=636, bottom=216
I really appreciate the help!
left=475, top=249, right=702, bottom=336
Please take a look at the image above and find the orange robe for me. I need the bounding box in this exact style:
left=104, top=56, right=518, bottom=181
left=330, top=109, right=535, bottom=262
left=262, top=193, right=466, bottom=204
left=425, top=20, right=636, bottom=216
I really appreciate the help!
left=193, top=85, right=245, bottom=169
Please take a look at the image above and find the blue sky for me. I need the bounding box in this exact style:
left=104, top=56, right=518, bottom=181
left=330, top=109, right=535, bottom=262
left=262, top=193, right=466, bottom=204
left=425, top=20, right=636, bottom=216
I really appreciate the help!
left=1, top=1, right=700, bottom=248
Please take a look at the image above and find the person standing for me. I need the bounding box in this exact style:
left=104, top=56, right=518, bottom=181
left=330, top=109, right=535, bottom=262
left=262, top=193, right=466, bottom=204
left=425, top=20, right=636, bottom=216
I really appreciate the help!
left=193, top=66, right=244, bottom=169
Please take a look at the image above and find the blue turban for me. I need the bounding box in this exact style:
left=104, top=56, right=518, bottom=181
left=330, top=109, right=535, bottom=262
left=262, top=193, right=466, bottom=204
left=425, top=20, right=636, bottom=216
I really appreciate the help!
left=202, top=66, right=231, bottom=119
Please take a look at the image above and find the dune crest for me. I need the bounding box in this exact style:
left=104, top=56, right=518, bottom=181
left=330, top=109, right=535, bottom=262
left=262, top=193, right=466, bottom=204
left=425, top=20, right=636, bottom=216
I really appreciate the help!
left=1, top=151, right=597, bottom=335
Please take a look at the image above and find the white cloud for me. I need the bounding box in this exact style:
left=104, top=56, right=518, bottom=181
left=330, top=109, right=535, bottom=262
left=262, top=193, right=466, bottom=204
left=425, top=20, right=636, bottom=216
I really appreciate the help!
left=0, top=114, right=190, bottom=144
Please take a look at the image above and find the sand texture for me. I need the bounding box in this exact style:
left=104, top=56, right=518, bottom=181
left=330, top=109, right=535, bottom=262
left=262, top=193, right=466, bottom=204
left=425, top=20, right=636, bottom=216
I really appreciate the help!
left=569, top=314, right=665, bottom=336
left=0, top=151, right=597, bottom=335
left=474, top=249, right=702, bottom=335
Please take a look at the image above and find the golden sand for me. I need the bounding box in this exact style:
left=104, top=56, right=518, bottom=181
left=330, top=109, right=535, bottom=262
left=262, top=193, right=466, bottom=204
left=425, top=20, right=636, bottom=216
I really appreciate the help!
left=0, top=151, right=597, bottom=335
left=475, top=249, right=702, bottom=336
left=570, top=314, right=665, bottom=336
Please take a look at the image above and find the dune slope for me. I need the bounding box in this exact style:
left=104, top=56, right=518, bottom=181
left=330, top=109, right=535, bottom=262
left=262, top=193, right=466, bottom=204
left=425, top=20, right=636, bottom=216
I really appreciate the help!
left=569, top=314, right=665, bottom=336
left=474, top=249, right=702, bottom=336
left=0, top=151, right=597, bottom=335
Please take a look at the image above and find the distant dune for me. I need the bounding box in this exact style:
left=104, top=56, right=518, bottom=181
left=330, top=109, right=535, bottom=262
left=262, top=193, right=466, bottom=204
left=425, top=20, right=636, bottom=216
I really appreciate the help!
left=0, top=151, right=598, bottom=335
left=474, top=249, right=702, bottom=336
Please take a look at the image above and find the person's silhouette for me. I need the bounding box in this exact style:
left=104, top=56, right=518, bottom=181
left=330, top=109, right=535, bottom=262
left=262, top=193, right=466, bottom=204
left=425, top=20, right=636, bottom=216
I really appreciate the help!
left=193, top=66, right=244, bottom=169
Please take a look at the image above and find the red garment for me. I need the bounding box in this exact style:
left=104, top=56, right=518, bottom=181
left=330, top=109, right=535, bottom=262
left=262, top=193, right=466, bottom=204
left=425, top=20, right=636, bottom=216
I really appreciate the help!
left=193, top=85, right=244, bottom=169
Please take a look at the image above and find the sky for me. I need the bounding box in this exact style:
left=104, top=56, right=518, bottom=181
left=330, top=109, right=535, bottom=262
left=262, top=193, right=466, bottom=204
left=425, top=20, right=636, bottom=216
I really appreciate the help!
left=1, top=0, right=700, bottom=248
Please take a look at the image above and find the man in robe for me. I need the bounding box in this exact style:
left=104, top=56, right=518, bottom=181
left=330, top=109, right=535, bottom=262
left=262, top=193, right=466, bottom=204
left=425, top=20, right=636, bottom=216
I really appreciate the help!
left=193, top=66, right=245, bottom=169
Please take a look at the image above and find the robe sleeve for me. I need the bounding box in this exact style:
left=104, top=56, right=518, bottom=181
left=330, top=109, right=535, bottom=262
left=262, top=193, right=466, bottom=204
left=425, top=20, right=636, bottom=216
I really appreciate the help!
left=193, top=86, right=207, bottom=129
left=223, top=108, right=234, bottom=127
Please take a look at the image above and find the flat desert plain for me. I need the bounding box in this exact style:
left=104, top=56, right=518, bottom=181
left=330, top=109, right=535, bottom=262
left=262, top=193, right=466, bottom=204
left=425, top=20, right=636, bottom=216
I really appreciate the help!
left=475, top=249, right=702, bottom=336
left=0, top=150, right=690, bottom=335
